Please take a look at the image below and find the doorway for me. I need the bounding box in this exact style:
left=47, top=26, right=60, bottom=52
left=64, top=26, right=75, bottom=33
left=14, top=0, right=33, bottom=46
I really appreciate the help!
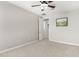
left=39, top=17, right=49, bottom=40
left=43, top=19, right=49, bottom=40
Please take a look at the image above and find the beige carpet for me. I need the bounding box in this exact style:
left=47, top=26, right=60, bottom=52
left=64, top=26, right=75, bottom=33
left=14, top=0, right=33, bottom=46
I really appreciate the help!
left=0, top=39, right=79, bottom=57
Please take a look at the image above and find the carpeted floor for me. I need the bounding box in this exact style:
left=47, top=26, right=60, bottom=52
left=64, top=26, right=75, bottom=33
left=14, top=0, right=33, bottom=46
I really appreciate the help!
left=0, top=39, right=79, bottom=57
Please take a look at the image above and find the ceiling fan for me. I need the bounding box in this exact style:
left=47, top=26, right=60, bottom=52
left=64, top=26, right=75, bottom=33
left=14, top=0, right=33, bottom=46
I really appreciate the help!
left=31, top=1, right=56, bottom=11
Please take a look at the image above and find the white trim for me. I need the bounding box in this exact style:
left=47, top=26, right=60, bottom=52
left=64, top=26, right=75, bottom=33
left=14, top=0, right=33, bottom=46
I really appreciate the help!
left=50, top=40, right=79, bottom=46
left=0, top=40, right=38, bottom=54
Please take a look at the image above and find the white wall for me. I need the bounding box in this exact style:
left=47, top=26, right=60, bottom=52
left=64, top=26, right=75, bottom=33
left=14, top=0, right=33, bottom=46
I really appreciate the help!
left=0, top=2, right=39, bottom=51
left=49, top=9, right=79, bottom=45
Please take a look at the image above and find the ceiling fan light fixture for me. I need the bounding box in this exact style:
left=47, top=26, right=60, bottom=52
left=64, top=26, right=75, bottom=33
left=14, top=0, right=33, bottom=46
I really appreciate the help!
left=41, top=4, right=48, bottom=11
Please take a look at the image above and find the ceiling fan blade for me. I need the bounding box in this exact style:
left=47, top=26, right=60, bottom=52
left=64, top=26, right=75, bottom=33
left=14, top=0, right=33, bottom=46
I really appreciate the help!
left=48, top=1, right=53, bottom=3
left=40, top=1, right=43, bottom=4
left=32, top=5, right=40, bottom=7
left=48, top=5, right=55, bottom=8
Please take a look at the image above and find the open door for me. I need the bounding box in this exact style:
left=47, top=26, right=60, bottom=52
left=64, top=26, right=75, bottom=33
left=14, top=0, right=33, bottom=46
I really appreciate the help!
left=43, top=19, right=49, bottom=40
left=39, top=17, right=49, bottom=40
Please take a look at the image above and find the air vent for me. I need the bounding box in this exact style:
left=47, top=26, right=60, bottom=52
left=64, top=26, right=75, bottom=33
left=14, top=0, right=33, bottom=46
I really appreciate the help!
left=42, top=13, right=46, bottom=15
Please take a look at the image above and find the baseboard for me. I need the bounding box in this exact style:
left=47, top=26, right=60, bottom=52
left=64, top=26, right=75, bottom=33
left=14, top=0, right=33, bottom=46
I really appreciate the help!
left=0, top=40, right=38, bottom=54
left=50, top=40, right=79, bottom=46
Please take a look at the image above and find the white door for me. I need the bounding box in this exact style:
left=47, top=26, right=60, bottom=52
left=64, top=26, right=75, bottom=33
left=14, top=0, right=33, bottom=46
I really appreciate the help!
left=39, top=17, right=44, bottom=40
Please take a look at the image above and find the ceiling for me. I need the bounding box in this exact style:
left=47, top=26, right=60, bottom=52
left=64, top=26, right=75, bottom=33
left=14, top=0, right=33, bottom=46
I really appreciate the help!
left=9, top=1, right=79, bottom=16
